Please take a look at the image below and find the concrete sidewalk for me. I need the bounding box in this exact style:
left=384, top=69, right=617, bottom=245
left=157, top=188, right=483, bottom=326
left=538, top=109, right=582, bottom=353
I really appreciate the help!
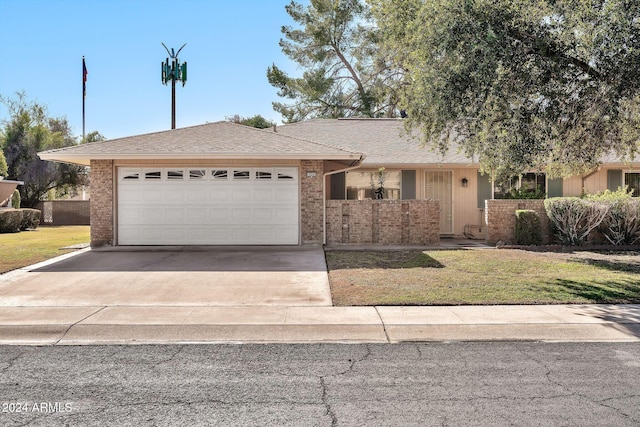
left=1, top=248, right=639, bottom=345
left=1, top=304, right=639, bottom=345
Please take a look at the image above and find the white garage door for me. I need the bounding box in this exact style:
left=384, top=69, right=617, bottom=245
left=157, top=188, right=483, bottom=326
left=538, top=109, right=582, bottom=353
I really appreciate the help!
left=117, top=167, right=299, bottom=245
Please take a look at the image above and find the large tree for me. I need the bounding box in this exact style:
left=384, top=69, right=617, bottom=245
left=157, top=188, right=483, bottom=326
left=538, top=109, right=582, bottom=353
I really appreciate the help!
left=226, top=114, right=275, bottom=129
left=268, top=0, right=403, bottom=122
left=0, top=93, right=89, bottom=207
left=370, top=0, right=640, bottom=182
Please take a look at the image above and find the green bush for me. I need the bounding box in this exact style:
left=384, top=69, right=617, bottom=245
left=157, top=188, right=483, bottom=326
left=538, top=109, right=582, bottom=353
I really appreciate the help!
left=587, top=187, right=640, bottom=245
left=0, top=209, right=24, bottom=233
left=504, top=187, right=546, bottom=199
left=20, top=208, right=41, bottom=230
left=544, top=197, right=608, bottom=246
left=11, top=189, right=20, bottom=209
left=515, top=210, right=542, bottom=245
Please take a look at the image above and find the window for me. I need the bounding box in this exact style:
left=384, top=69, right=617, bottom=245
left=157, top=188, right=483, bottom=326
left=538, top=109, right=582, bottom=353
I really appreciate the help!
left=233, top=170, right=250, bottom=180
left=494, top=173, right=545, bottom=198
left=122, top=171, right=140, bottom=180
left=256, top=170, right=272, bottom=180
left=144, top=170, right=162, bottom=180
left=625, top=172, right=640, bottom=196
left=277, top=172, right=294, bottom=180
left=189, top=169, right=206, bottom=180
left=345, top=170, right=401, bottom=200
left=212, top=169, right=229, bottom=180
left=167, top=170, right=184, bottom=180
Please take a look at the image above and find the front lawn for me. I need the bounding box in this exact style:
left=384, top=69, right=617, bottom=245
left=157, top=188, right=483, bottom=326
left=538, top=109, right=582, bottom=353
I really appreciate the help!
left=0, top=226, right=90, bottom=273
left=326, top=249, right=640, bottom=306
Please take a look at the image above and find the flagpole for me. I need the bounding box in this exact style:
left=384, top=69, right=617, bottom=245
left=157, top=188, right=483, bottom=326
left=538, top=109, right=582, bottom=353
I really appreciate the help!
left=82, top=56, right=86, bottom=142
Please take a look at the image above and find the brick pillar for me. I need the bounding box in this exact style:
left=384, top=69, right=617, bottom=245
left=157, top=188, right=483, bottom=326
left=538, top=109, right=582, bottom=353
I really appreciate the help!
left=300, top=160, right=324, bottom=245
left=90, top=159, right=114, bottom=247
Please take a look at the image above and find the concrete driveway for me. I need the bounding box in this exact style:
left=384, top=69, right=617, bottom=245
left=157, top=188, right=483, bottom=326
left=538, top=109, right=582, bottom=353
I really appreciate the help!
left=0, top=246, right=332, bottom=307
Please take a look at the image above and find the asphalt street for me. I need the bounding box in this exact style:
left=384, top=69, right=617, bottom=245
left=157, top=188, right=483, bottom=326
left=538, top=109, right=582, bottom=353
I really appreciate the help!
left=1, top=342, right=639, bottom=426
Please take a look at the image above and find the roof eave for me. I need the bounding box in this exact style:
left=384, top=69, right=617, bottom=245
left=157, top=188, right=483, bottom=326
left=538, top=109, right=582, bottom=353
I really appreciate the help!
left=38, top=152, right=363, bottom=167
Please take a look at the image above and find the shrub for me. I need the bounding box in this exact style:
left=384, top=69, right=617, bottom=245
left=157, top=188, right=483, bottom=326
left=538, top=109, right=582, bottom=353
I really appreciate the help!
left=11, top=189, right=20, bottom=209
left=504, top=187, right=546, bottom=199
left=544, top=197, right=608, bottom=246
left=20, top=208, right=41, bottom=230
left=515, top=210, right=542, bottom=245
left=0, top=209, right=24, bottom=233
left=587, top=187, right=640, bottom=245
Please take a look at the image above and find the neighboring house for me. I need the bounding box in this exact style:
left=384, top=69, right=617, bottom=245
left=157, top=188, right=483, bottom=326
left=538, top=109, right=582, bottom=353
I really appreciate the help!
left=38, top=118, right=639, bottom=247
left=0, top=179, right=24, bottom=208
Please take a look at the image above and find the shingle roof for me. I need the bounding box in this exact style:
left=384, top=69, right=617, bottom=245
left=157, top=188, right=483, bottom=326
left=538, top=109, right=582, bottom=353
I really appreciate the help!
left=38, top=121, right=363, bottom=166
left=272, top=118, right=476, bottom=166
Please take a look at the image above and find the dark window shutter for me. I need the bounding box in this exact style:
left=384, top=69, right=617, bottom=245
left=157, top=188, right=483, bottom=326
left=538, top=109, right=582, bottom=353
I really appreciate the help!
left=401, top=170, right=416, bottom=199
left=607, top=170, right=622, bottom=191
left=547, top=178, right=563, bottom=198
left=330, top=172, right=346, bottom=200
left=477, top=171, right=492, bottom=208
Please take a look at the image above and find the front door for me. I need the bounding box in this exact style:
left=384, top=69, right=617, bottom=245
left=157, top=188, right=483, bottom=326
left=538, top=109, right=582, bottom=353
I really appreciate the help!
left=424, top=171, right=453, bottom=234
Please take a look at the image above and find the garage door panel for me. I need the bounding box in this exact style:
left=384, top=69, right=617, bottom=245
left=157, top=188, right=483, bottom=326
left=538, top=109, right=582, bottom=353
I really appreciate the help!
left=208, top=188, right=229, bottom=202
left=209, top=208, right=231, bottom=222
left=276, top=188, right=297, bottom=201
left=142, top=189, right=163, bottom=202
left=187, top=208, right=208, bottom=222
left=232, top=188, right=252, bottom=202
left=118, top=167, right=299, bottom=245
left=143, top=207, right=164, bottom=223
left=119, top=207, right=143, bottom=224
left=254, top=188, right=274, bottom=201
left=254, top=208, right=273, bottom=221
left=120, top=188, right=142, bottom=202
left=165, top=189, right=185, bottom=202
left=231, top=208, right=252, bottom=223
left=188, top=188, right=207, bottom=202
left=165, top=208, right=185, bottom=222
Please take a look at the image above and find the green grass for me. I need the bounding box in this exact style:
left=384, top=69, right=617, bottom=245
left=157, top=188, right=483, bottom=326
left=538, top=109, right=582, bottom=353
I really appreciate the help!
left=326, top=249, right=640, bottom=306
left=0, top=226, right=90, bottom=273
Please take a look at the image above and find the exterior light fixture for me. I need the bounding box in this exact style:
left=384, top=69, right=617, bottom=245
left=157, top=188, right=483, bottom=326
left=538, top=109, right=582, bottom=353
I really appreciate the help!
left=461, top=177, right=468, bottom=187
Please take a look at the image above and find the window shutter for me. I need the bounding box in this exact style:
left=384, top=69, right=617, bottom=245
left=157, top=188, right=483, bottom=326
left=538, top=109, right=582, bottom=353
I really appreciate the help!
left=547, top=178, right=563, bottom=198
left=330, top=172, right=346, bottom=200
left=607, top=170, right=622, bottom=191
left=401, top=170, right=416, bottom=199
left=477, top=171, right=492, bottom=208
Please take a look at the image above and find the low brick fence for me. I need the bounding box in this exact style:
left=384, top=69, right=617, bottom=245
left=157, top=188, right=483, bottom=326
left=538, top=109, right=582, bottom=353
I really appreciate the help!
left=485, top=199, right=552, bottom=245
left=326, top=199, right=440, bottom=245
left=35, top=200, right=90, bottom=226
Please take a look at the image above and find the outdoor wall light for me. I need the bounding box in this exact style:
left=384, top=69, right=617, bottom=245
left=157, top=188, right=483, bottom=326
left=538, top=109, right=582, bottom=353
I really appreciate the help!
left=461, top=177, right=468, bottom=187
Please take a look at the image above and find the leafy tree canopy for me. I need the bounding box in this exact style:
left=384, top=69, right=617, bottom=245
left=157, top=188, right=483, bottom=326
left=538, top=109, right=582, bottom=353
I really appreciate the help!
left=82, top=130, right=106, bottom=144
left=0, top=92, right=92, bottom=207
left=226, top=114, right=275, bottom=129
left=370, top=0, right=640, bottom=182
left=268, top=0, right=403, bottom=122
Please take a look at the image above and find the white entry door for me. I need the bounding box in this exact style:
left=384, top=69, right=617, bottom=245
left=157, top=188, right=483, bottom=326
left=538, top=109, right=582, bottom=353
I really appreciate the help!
left=117, top=167, right=299, bottom=245
left=424, top=170, right=453, bottom=234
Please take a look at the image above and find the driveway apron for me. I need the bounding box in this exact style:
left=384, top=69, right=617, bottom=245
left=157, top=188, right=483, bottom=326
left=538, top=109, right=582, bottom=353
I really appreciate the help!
left=0, top=247, right=332, bottom=307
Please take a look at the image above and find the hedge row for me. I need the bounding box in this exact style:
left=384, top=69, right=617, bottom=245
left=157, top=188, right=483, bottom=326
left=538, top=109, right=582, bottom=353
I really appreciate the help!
left=0, top=208, right=41, bottom=233
left=544, top=188, right=640, bottom=246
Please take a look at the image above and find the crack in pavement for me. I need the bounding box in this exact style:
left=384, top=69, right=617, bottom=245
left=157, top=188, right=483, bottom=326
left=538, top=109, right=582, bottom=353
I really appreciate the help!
left=0, top=349, right=24, bottom=375
left=320, top=376, right=337, bottom=427
left=521, top=348, right=640, bottom=425
left=318, top=344, right=373, bottom=426
left=152, top=345, right=186, bottom=368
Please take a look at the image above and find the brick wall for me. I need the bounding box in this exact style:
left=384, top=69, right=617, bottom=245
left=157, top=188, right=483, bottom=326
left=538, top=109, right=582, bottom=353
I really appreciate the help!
left=300, top=160, right=324, bottom=245
left=485, top=199, right=552, bottom=245
left=90, top=159, right=114, bottom=247
left=326, top=200, right=440, bottom=245
left=35, top=200, right=90, bottom=225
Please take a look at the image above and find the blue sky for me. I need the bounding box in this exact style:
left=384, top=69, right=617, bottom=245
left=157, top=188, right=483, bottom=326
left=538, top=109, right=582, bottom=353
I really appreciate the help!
left=0, top=0, right=304, bottom=140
